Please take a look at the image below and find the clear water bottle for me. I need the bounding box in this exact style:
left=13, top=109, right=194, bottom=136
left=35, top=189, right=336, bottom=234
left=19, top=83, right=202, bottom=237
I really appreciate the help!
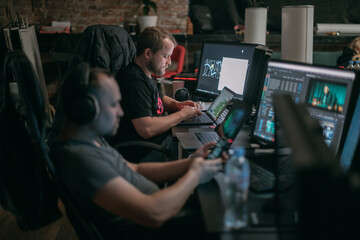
left=223, top=147, right=250, bottom=230
left=347, top=60, right=354, bottom=70
left=354, top=60, right=360, bottom=71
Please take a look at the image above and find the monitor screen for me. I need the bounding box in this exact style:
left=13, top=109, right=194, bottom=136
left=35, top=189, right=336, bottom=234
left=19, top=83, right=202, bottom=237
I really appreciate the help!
left=252, top=60, right=355, bottom=154
left=339, top=93, right=360, bottom=173
left=195, top=42, right=268, bottom=105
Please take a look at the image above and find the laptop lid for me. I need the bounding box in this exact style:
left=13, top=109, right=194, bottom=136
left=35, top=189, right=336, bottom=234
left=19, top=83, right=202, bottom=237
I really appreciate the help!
left=178, top=86, right=235, bottom=125
left=206, top=86, right=235, bottom=121
left=216, top=100, right=252, bottom=143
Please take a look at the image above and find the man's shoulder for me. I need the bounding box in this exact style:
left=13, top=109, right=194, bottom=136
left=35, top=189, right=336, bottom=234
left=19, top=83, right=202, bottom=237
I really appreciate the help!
left=118, top=64, right=151, bottom=90
left=120, top=62, right=145, bottom=79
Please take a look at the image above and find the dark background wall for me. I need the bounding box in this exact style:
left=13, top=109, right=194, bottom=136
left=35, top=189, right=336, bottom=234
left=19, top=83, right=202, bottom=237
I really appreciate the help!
left=190, top=0, right=360, bottom=33
left=0, top=0, right=189, bottom=33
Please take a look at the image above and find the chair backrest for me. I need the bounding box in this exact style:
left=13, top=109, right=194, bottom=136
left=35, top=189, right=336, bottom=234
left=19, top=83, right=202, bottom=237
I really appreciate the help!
left=0, top=51, right=61, bottom=231
left=47, top=151, right=104, bottom=240
left=69, top=24, right=136, bottom=76
left=1, top=51, right=103, bottom=239
left=171, top=44, right=186, bottom=74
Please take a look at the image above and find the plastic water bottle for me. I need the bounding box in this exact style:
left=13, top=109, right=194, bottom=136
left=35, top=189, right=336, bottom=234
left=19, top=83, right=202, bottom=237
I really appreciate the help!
left=223, top=147, right=250, bottom=230
left=346, top=60, right=354, bottom=70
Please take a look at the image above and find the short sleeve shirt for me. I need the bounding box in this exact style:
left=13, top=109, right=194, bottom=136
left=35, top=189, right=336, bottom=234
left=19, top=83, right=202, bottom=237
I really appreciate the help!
left=111, top=62, right=169, bottom=160
left=52, top=138, right=160, bottom=224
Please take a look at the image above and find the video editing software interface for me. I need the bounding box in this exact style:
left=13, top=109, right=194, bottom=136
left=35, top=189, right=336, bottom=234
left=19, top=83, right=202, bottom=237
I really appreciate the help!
left=253, top=60, right=355, bottom=153
left=196, top=42, right=256, bottom=99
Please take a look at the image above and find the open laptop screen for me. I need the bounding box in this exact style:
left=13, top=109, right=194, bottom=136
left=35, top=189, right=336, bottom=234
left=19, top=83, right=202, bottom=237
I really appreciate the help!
left=207, top=86, right=235, bottom=120
left=252, top=60, right=355, bottom=154
left=221, top=100, right=251, bottom=141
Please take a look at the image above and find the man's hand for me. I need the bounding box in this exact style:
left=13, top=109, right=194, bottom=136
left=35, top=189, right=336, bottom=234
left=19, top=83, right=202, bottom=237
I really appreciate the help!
left=190, top=142, right=215, bottom=160
left=190, top=142, right=228, bottom=166
left=190, top=157, right=222, bottom=184
left=179, top=105, right=202, bottom=120
left=176, top=100, right=199, bottom=110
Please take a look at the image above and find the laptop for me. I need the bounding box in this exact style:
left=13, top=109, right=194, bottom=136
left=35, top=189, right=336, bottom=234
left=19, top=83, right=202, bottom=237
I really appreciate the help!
left=178, top=86, right=235, bottom=125
left=176, top=100, right=251, bottom=150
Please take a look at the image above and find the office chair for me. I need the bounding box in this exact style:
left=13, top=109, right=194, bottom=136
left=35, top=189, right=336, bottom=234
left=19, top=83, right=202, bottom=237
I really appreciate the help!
left=1, top=51, right=103, bottom=239
left=69, top=24, right=136, bottom=77
left=0, top=51, right=62, bottom=231
left=47, top=152, right=104, bottom=240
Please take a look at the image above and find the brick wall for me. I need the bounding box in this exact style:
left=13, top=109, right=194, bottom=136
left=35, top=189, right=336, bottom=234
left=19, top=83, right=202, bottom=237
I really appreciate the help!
left=1, top=0, right=189, bottom=33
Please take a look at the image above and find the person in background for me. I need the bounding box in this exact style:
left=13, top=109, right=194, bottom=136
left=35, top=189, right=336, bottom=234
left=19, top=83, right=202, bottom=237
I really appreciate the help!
left=111, top=26, right=202, bottom=162
left=337, top=36, right=360, bottom=67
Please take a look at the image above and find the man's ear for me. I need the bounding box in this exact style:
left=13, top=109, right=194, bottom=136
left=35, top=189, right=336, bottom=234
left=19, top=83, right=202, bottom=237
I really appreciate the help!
left=144, top=48, right=152, bottom=59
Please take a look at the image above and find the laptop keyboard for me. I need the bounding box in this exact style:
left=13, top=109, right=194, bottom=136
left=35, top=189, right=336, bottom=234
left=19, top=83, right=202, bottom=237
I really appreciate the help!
left=250, top=156, right=295, bottom=192
left=189, top=114, right=211, bottom=123
left=195, top=132, right=220, bottom=145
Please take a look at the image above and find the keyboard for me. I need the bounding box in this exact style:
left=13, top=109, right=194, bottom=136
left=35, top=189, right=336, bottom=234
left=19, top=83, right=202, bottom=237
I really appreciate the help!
left=195, top=132, right=220, bottom=145
left=190, top=113, right=212, bottom=123
left=172, top=72, right=198, bottom=81
left=249, top=156, right=295, bottom=192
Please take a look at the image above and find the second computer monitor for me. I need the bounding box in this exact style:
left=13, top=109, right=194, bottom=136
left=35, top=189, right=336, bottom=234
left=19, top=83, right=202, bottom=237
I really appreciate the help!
left=195, top=42, right=268, bottom=106
left=252, top=60, right=356, bottom=154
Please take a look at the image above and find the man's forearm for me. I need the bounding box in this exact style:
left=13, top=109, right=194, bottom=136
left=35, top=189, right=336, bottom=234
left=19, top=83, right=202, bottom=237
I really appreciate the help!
left=162, top=95, right=180, bottom=112
left=136, top=158, right=192, bottom=183
left=132, top=112, right=186, bottom=139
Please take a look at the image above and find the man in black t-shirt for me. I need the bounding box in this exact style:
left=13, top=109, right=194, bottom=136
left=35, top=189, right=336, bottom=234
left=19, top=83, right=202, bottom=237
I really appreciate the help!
left=113, top=27, right=202, bottom=161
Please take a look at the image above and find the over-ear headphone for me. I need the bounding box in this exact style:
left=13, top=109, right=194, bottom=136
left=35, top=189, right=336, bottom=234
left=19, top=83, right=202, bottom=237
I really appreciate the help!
left=61, top=62, right=100, bottom=125
left=174, top=87, right=190, bottom=102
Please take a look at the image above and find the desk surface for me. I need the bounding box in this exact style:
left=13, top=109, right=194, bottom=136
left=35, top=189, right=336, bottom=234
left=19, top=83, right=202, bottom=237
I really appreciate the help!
left=197, top=173, right=298, bottom=239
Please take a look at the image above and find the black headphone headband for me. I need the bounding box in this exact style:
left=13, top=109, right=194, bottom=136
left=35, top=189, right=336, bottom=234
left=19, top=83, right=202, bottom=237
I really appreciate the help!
left=61, top=63, right=100, bottom=125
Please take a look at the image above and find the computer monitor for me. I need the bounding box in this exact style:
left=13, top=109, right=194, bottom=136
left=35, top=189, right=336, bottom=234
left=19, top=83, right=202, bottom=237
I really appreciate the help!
left=339, top=93, right=360, bottom=173
left=252, top=60, right=356, bottom=154
left=195, top=41, right=269, bottom=106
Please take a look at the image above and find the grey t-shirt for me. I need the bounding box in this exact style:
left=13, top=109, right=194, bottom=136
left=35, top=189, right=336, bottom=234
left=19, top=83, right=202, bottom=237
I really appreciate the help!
left=52, top=138, right=160, bottom=238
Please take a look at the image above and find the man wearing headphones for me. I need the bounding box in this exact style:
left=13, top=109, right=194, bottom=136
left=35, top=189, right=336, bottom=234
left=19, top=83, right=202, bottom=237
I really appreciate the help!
left=112, top=26, right=201, bottom=162
left=52, top=64, right=223, bottom=239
